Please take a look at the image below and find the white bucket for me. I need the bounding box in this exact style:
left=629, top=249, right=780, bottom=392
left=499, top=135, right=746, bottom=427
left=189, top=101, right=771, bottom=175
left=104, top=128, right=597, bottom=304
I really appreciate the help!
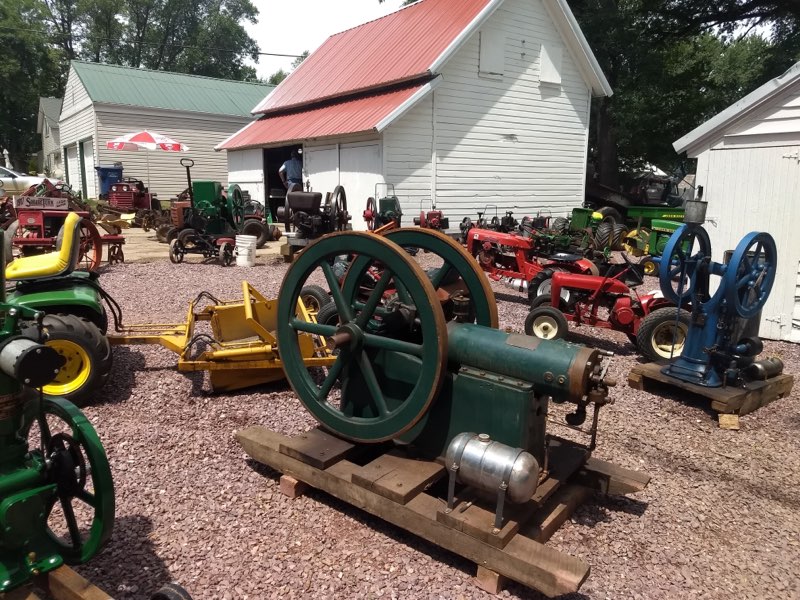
left=235, top=234, right=258, bottom=267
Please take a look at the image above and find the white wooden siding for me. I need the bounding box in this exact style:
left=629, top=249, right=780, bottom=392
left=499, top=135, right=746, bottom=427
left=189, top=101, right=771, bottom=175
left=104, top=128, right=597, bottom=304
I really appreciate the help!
left=41, top=125, right=62, bottom=176
left=697, top=144, right=800, bottom=341
left=794, top=260, right=800, bottom=343
left=431, top=0, right=590, bottom=222
left=60, top=66, right=92, bottom=121
left=95, top=106, right=253, bottom=198
left=65, top=146, right=81, bottom=194
left=227, top=149, right=264, bottom=204
left=82, top=139, right=97, bottom=199
left=728, top=89, right=800, bottom=139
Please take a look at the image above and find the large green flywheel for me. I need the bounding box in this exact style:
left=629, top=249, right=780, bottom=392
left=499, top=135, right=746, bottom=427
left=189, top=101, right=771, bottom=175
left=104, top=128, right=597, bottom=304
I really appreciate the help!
left=276, top=232, right=448, bottom=443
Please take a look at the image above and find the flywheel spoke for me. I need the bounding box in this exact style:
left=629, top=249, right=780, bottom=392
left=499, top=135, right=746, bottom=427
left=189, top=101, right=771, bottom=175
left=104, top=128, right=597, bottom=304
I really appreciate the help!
left=358, top=353, right=389, bottom=416
left=356, top=269, right=393, bottom=328
left=363, top=333, right=424, bottom=357
left=60, top=497, right=83, bottom=549
left=430, top=263, right=454, bottom=289
left=75, top=488, right=97, bottom=508
left=321, top=261, right=354, bottom=322
left=317, top=351, right=348, bottom=401
left=290, top=318, right=337, bottom=337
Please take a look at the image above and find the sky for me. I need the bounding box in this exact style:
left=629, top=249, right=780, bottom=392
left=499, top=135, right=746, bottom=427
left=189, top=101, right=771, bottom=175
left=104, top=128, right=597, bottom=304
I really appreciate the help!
left=245, top=0, right=406, bottom=80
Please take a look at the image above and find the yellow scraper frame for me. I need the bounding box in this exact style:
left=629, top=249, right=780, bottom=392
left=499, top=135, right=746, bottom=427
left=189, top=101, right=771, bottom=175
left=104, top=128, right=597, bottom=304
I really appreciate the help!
left=108, top=281, right=336, bottom=392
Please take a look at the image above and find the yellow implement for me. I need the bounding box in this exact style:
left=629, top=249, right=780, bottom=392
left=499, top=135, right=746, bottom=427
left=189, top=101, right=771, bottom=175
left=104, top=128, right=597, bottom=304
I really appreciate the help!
left=108, top=281, right=335, bottom=392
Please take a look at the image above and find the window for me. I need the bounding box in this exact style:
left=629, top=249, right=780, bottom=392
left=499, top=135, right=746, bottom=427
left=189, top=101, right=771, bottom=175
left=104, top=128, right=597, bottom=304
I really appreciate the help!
left=479, top=29, right=505, bottom=78
left=45, top=122, right=50, bottom=138
left=540, top=43, right=563, bottom=85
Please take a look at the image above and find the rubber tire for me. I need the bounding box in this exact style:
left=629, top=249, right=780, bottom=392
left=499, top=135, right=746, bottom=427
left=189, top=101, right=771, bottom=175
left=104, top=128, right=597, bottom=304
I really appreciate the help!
left=527, top=268, right=556, bottom=304
left=551, top=216, right=569, bottom=234
left=524, top=306, right=568, bottom=340
left=300, top=285, right=332, bottom=315
left=316, top=302, right=341, bottom=326
left=242, top=218, right=269, bottom=248
left=156, top=223, right=172, bottom=243
left=166, top=226, right=180, bottom=244
left=636, top=307, right=691, bottom=362
left=177, top=228, right=197, bottom=246
left=530, top=294, right=554, bottom=309
left=22, top=314, right=112, bottom=407
left=169, top=239, right=184, bottom=264
left=597, top=206, right=622, bottom=225
left=150, top=583, right=194, bottom=600
left=594, top=222, right=614, bottom=250
left=219, top=242, right=234, bottom=266
left=612, top=224, right=629, bottom=251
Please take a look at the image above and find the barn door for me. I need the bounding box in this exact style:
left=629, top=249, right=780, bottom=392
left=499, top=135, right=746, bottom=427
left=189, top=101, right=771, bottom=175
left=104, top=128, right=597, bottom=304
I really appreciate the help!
left=304, top=145, right=339, bottom=195
left=82, top=139, right=96, bottom=199
left=66, top=145, right=81, bottom=193
left=340, top=142, right=382, bottom=231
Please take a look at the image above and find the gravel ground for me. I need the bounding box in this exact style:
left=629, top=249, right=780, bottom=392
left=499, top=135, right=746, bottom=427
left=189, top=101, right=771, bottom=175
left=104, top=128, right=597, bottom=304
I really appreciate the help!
left=72, top=253, right=800, bottom=600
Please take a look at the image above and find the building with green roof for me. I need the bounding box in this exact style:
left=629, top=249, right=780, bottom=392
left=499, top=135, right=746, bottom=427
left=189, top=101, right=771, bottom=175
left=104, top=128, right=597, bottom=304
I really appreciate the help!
left=59, top=61, right=273, bottom=198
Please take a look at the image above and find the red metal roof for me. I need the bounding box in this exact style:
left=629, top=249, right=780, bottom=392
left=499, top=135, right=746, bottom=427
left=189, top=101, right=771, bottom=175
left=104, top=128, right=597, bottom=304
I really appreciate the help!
left=253, top=0, right=492, bottom=115
left=218, top=84, right=425, bottom=150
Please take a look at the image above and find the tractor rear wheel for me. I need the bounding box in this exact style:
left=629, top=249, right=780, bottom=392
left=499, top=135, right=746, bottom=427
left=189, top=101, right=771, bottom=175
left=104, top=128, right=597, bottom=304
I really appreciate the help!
left=612, top=224, right=629, bottom=250
left=156, top=223, right=172, bottom=243
left=23, top=314, right=112, bottom=406
left=528, top=268, right=556, bottom=303
left=551, top=216, right=569, bottom=234
left=597, top=206, right=622, bottom=225
left=595, top=222, right=614, bottom=250
left=242, top=218, right=270, bottom=248
left=166, top=226, right=180, bottom=244
left=636, top=307, right=691, bottom=362
left=524, top=306, right=568, bottom=340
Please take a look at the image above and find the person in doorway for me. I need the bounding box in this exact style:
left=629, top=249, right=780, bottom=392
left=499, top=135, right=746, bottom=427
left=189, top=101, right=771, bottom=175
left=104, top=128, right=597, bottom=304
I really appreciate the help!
left=279, top=149, right=303, bottom=193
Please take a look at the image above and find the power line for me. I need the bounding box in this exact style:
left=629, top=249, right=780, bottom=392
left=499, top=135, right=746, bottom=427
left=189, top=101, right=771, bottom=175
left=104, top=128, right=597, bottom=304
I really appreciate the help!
left=0, top=26, right=302, bottom=58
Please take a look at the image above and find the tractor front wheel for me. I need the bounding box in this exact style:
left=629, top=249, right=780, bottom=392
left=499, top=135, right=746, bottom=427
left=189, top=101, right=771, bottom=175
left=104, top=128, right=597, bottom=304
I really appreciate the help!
left=23, top=314, right=112, bottom=406
left=242, top=219, right=270, bottom=248
left=524, top=306, right=568, bottom=340
left=636, top=307, right=691, bottom=362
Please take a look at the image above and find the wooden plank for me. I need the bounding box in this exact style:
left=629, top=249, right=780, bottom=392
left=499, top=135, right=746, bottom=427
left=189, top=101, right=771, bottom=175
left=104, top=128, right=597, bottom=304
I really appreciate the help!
left=237, top=426, right=590, bottom=598
left=41, top=566, right=112, bottom=600
left=524, top=485, right=591, bottom=543
left=351, top=451, right=445, bottom=504
left=574, top=457, right=652, bottom=496
left=277, top=427, right=354, bottom=469
left=1, top=587, right=40, bottom=600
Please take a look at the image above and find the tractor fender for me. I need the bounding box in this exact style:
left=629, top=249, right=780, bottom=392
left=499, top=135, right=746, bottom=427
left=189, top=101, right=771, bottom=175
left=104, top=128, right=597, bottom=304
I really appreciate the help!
left=639, top=291, right=676, bottom=315
left=7, top=284, right=107, bottom=333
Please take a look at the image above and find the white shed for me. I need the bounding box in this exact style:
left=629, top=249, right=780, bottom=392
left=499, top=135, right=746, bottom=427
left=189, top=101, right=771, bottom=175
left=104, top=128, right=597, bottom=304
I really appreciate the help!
left=674, top=62, right=800, bottom=342
left=218, top=0, right=611, bottom=228
left=59, top=61, right=272, bottom=199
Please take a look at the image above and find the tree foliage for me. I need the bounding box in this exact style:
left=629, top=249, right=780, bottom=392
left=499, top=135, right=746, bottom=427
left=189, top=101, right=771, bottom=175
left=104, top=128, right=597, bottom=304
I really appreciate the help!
left=266, top=50, right=308, bottom=86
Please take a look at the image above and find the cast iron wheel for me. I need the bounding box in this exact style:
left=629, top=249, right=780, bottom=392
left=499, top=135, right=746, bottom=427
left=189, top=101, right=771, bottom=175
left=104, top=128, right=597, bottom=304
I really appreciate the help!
left=658, top=224, right=712, bottom=305
left=151, top=583, right=194, bottom=600
left=155, top=223, right=172, bottom=243
left=524, top=306, right=568, bottom=340
left=551, top=216, right=569, bottom=234
left=316, top=302, right=341, bottom=326
left=331, top=185, right=349, bottom=231
left=22, top=314, right=112, bottom=406
left=219, top=242, right=234, bottom=266
left=277, top=232, right=448, bottom=443
left=169, top=239, right=185, bottom=264
left=227, top=184, right=246, bottom=229
left=300, top=284, right=332, bottom=318
left=364, top=197, right=377, bottom=231
left=611, top=224, right=629, bottom=251
left=636, top=307, right=691, bottom=362
left=21, top=396, right=115, bottom=566
left=597, top=206, right=622, bottom=225
left=77, top=219, right=102, bottom=272
left=242, top=218, right=269, bottom=248
left=594, top=222, right=614, bottom=250
left=722, top=231, right=777, bottom=318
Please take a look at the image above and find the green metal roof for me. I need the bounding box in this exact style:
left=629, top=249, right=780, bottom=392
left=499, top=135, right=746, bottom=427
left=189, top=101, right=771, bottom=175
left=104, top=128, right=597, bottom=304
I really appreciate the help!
left=71, top=61, right=273, bottom=118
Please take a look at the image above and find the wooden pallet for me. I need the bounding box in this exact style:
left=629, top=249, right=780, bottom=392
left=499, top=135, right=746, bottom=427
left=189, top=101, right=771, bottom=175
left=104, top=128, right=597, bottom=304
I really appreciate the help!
left=3, top=566, right=112, bottom=600
left=237, top=426, right=650, bottom=597
left=628, top=362, right=794, bottom=421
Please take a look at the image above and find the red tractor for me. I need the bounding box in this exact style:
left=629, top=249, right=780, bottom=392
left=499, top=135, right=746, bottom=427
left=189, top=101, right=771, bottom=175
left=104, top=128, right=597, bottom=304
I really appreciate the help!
left=523, top=254, right=690, bottom=362
left=465, top=226, right=600, bottom=293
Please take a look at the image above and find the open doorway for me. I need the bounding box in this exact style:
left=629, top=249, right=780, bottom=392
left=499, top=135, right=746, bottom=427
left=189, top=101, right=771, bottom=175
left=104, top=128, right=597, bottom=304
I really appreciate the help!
left=263, top=145, right=302, bottom=221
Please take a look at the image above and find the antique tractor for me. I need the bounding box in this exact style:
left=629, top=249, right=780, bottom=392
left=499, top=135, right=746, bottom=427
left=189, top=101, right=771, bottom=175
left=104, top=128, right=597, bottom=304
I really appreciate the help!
left=363, top=185, right=403, bottom=231
left=278, top=185, right=350, bottom=260
left=524, top=253, right=688, bottom=362
left=104, top=177, right=165, bottom=231
left=657, top=199, right=781, bottom=387
left=239, top=230, right=648, bottom=597
left=0, top=232, right=115, bottom=592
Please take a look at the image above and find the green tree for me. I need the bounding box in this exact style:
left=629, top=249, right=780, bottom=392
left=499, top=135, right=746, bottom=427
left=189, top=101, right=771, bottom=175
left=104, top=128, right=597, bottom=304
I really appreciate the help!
left=266, top=50, right=308, bottom=86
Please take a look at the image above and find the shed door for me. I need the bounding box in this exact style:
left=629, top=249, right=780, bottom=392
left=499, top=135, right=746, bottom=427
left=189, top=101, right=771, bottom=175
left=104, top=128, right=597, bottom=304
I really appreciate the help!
left=340, top=142, right=382, bottom=232
left=82, top=140, right=96, bottom=199
left=66, top=146, right=81, bottom=193
left=304, top=145, right=338, bottom=196
left=704, top=145, right=800, bottom=341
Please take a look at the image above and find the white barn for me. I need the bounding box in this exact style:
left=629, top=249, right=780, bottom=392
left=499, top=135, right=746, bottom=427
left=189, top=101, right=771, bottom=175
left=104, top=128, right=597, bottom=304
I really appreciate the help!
left=59, top=61, right=272, bottom=199
left=674, top=62, right=800, bottom=342
left=218, top=0, right=611, bottom=228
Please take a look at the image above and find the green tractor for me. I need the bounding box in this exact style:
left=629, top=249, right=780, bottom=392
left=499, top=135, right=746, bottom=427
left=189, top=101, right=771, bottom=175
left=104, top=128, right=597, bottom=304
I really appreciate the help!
left=5, top=212, right=113, bottom=405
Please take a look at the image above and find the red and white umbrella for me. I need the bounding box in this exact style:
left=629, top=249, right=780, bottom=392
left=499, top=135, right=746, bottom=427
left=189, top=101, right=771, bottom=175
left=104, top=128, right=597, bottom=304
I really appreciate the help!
left=106, top=130, right=189, bottom=152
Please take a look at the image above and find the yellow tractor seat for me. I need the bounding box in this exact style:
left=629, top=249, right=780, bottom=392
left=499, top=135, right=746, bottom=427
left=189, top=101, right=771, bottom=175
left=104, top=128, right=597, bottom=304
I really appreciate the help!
left=6, top=212, right=84, bottom=281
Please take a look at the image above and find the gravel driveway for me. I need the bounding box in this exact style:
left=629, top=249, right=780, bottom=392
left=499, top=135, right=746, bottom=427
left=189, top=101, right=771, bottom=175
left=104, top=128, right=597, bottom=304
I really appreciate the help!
left=75, top=255, right=800, bottom=600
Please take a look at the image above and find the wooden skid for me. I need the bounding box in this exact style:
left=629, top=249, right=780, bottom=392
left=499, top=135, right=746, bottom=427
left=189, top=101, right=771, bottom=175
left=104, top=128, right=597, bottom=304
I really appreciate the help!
left=628, top=363, right=794, bottom=416
left=238, top=426, right=649, bottom=598
left=5, top=566, right=112, bottom=600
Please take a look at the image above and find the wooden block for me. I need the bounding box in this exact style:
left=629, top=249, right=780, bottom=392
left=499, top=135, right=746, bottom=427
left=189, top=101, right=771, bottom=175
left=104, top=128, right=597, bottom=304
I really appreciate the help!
left=718, top=414, right=740, bottom=430
left=524, top=485, right=591, bottom=543
left=42, top=566, right=112, bottom=600
left=351, top=451, right=445, bottom=504
left=2, top=587, right=40, bottom=600
left=278, top=428, right=354, bottom=469
left=280, top=474, right=309, bottom=498
left=474, top=565, right=506, bottom=595
left=574, top=457, right=651, bottom=495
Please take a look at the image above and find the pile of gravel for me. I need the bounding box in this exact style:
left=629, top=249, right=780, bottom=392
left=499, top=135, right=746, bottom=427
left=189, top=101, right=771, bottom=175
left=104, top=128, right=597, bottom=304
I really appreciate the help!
left=73, top=254, right=799, bottom=599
